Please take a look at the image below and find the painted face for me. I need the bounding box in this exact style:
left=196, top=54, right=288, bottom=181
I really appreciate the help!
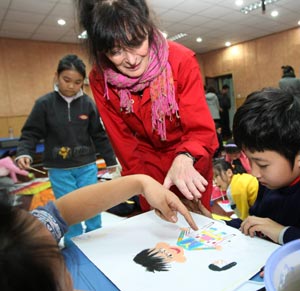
left=244, top=149, right=300, bottom=189
left=105, top=38, right=150, bottom=78
left=213, top=170, right=231, bottom=191
left=56, top=69, right=84, bottom=97
left=151, top=242, right=186, bottom=263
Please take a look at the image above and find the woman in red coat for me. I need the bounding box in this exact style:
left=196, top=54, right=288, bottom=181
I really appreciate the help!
left=76, top=0, right=218, bottom=211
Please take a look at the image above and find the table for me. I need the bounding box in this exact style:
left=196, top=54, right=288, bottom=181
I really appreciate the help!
left=63, top=221, right=264, bottom=291
left=62, top=244, right=120, bottom=291
left=0, top=137, right=44, bottom=158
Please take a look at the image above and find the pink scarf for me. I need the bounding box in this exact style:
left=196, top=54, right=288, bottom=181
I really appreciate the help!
left=103, top=30, right=178, bottom=140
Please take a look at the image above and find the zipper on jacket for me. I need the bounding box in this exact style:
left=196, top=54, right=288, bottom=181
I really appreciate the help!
left=68, top=102, right=71, bottom=121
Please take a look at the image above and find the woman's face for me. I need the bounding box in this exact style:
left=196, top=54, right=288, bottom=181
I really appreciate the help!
left=56, top=69, right=84, bottom=97
left=105, top=38, right=150, bottom=78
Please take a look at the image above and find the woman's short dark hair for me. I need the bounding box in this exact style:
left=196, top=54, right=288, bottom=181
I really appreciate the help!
left=76, top=0, right=156, bottom=65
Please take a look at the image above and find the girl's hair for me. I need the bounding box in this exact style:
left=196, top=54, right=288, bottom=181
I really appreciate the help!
left=76, top=0, right=156, bottom=66
left=57, top=54, right=86, bottom=79
left=213, top=159, right=233, bottom=178
left=0, top=189, right=64, bottom=291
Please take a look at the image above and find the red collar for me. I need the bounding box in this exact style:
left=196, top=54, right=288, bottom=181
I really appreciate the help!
left=290, top=176, right=300, bottom=186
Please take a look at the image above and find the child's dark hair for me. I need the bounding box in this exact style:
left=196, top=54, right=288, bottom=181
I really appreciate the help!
left=233, top=87, right=300, bottom=168
left=224, top=138, right=241, bottom=154
left=133, top=248, right=170, bottom=272
left=0, top=189, right=64, bottom=291
left=57, top=54, right=86, bottom=79
left=213, top=159, right=233, bottom=178
left=76, top=0, right=156, bottom=65
left=281, top=65, right=296, bottom=78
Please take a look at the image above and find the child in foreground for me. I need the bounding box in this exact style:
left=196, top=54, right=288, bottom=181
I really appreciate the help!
left=0, top=174, right=197, bottom=291
left=200, top=88, right=300, bottom=245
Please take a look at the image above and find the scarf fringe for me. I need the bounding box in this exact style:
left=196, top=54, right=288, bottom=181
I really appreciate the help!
left=103, top=30, right=178, bottom=140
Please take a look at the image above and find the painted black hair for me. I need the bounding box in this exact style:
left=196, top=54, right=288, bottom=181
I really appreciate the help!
left=233, top=87, right=300, bottom=168
left=57, top=54, right=86, bottom=79
left=133, top=248, right=170, bottom=272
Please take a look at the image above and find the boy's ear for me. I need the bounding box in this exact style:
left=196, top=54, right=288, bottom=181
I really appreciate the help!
left=296, top=153, right=300, bottom=169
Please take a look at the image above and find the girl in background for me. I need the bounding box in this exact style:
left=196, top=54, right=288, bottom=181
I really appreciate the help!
left=16, top=54, right=117, bottom=246
left=213, top=159, right=258, bottom=220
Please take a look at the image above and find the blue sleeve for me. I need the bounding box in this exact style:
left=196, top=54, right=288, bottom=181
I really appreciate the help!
left=31, top=201, right=69, bottom=243
left=226, top=218, right=243, bottom=229
left=283, top=226, right=300, bottom=244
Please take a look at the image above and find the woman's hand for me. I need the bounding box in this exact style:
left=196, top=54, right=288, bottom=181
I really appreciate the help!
left=163, top=154, right=208, bottom=200
left=240, top=215, right=284, bottom=243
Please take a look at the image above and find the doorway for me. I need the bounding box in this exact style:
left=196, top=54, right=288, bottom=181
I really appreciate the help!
left=205, top=74, right=235, bottom=133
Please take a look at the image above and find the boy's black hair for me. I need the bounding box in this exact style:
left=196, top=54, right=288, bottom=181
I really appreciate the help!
left=233, top=87, right=300, bottom=168
left=0, top=188, right=64, bottom=291
left=222, top=84, right=229, bottom=90
left=57, top=54, right=86, bottom=79
left=76, top=0, right=156, bottom=67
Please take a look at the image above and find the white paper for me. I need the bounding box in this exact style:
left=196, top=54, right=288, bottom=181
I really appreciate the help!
left=73, top=211, right=279, bottom=291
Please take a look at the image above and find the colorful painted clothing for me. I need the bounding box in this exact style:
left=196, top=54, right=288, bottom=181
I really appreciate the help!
left=227, top=173, right=258, bottom=220
left=227, top=181, right=300, bottom=244
left=89, top=41, right=218, bottom=211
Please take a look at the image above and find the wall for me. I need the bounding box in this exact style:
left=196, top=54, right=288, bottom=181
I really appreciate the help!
left=197, top=27, right=300, bottom=108
left=1, top=27, right=300, bottom=137
left=0, top=38, right=92, bottom=138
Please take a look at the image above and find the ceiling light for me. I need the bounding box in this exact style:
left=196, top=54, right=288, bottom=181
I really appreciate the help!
left=78, top=30, right=88, bottom=39
left=196, top=37, right=202, bottom=43
left=57, top=19, right=66, bottom=26
left=168, top=33, right=188, bottom=41
left=225, top=41, right=231, bottom=47
left=235, top=0, right=244, bottom=6
left=240, top=0, right=281, bottom=14
left=298, top=20, right=300, bottom=26
left=271, top=10, right=279, bottom=17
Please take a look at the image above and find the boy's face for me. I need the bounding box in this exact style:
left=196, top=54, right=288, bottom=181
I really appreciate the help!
left=244, top=149, right=300, bottom=189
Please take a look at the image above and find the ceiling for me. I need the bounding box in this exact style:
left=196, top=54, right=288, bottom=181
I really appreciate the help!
left=0, top=0, right=299, bottom=54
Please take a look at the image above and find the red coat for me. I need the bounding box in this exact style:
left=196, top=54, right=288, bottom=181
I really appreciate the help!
left=90, top=41, right=218, bottom=210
